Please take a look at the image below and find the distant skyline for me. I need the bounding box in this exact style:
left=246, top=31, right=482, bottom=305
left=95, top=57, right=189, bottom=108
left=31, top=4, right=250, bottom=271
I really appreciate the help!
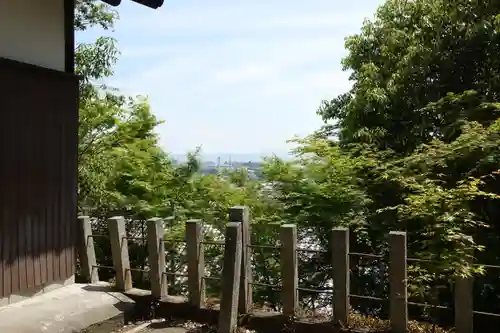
left=78, top=0, right=384, bottom=154
left=172, top=151, right=292, bottom=163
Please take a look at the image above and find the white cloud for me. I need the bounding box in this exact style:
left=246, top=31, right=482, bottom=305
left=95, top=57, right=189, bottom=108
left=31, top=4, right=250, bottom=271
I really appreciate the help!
left=213, top=64, right=276, bottom=84
left=96, top=0, right=382, bottom=154
left=118, top=2, right=372, bottom=35
left=118, top=34, right=348, bottom=91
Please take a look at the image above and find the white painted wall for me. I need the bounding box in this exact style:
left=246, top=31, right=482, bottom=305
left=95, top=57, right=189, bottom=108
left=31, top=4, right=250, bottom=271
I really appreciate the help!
left=0, top=0, right=66, bottom=71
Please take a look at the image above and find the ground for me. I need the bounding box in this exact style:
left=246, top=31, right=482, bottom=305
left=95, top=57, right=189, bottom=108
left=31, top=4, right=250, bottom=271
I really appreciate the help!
left=0, top=282, right=133, bottom=333
left=0, top=282, right=241, bottom=333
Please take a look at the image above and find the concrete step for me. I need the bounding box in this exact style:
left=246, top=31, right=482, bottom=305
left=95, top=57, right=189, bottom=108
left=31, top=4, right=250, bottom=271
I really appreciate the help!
left=0, top=283, right=135, bottom=333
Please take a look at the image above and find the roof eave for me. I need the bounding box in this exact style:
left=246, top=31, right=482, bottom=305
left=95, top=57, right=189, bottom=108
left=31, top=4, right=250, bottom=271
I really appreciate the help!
left=101, top=0, right=164, bottom=9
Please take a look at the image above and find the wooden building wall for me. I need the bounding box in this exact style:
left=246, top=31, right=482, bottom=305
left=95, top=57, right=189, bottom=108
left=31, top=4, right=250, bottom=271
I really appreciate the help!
left=0, top=57, right=79, bottom=299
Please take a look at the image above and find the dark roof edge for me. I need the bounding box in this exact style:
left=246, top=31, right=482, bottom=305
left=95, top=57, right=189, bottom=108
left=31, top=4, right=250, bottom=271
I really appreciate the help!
left=101, top=0, right=164, bottom=9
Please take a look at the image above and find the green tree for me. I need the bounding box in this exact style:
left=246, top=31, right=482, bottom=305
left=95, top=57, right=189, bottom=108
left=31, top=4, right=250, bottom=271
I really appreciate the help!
left=74, top=0, right=193, bottom=285
left=73, top=2, right=283, bottom=294
left=261, top=138, right=371, bottom=310
left=312, top=0, right=500, bottom=321
left=318, top=0, right=500, bottom=154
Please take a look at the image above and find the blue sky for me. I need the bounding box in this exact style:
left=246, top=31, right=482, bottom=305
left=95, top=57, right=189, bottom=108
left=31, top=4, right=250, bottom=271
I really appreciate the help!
left=78, top=0, right=383, bottom=156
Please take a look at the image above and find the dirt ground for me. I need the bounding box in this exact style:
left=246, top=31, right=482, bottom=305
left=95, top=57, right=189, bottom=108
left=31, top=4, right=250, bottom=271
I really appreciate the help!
left=76, top=316, right=203, bottom=333
left=75, top=314, right=143, bottom=333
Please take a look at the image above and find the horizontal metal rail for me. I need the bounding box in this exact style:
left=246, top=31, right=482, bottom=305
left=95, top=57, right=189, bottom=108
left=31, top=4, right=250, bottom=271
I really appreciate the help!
left=127, top=267, right=149, bottom=273
left=297, top=248, right=328, bottom=254
left=92, top=264, right=115, bottom=270
left=203, top=276, right=222, bottom=281
left=163, top=239, right=186, bottom=244
left=298, top=286, right=332, bottom=294
left=88, top=234, right=108, bottom=239
left=349, top=294, right=386, bottom=302
left=474, top=310, right=500, bottom=318
left=347, top=253, right=500, bottom=270
left=407, top=301, right=451, bottom=310
left=250, top=281, right=280, bottom=288
left=124, top=236, right=146, bottom=241
left=407, top=257, right=432, bottom=263
left=473, top=263, right=500, bottom=269
left=248, top=244, right=280, bottom=250
left=349, top=252, right=384, bottom=259
left=163, top=272, right=188, bottom=278
left=201, top=240, right=225, bottom=246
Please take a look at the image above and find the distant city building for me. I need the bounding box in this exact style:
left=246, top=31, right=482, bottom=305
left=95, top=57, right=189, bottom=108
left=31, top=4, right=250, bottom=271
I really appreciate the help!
left=199, top=157, right=263, bottom=179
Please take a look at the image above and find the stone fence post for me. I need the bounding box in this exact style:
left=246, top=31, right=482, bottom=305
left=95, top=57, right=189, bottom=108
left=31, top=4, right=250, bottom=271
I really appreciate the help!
left=389, top=231, right=408, bottom=333
left=455, top=251, right=474, bottom=333
left=186, top=219, right=205, bottom=308
left=280, top=224, right=298, bottom=316
left=108, top=216, right=132, bottom=291
left=331, top=227, right=349, bottom=325
left=76, top=216, right=99, bottom=284
left=219, top=222, right=242, bottom=333
left=229, top=206, right=252, bottom=313
left=147, top=217, right=167, bottom=298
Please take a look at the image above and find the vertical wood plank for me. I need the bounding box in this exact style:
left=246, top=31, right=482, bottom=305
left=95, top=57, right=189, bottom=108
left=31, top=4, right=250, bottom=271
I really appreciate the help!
left=389, top=231, right=408, bottom=333
left=40, top=201, right=48, bottom=285
left=46, top=102, right=54, bottom=284
left=0, top=85, right=5, bottom=299
left=33, top=210, right=41, bottom=288
left=32, top=101, right=40, bottom=288
left=0, top=107, right=8, bottom=294
left=332, top=227, right=349, bottom=325
left=63, top=1, right=78, bottom=281
left=219, top=222, right=242, bottom=333
left=0, top=109, right=7, bottom=298
left=11, top=114, right=21, bottom=294
left=0, top=210, right=4, bottom=298
left=17, top=84, right=29, bottom=293
left=229, top=206, right=252, bottom=313
left=68, top=93, right=78, bottom=278
left=26, top=215, right=34, bottom=289
left=147, top=217, right=167, bottom=298
left=63, top=100, right=75, bottom=279
left=58, top=108, right=67, bottom=280
left=62, top=113, right=70, bottom=277
left=280, top=224, right=298, bottom=316
left=2, top=208, right=11, bottom=299
left=1, top=113, right=13, bottom=297
left=26, top=103, right=36, bottom=289
left=0, top=63, right=79, bottom=296
left=15, top=218, right=25, bottom=294
left=108, top=216, right=132, bottom=291
left=32, top=103, right=42, bottom=288
left=53, top=79, right=61, bottom=283
left=63, top=100, right=71, bottom=278
left=186, top=219, right=205, bottom=308
left=52, top=98, right=61, bottom=282
left=38, top=92, right=48, bottom=286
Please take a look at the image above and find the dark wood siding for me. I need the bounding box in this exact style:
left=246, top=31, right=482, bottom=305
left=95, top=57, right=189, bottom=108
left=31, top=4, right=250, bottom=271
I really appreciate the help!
left=0, top=57, right=79, bottom=298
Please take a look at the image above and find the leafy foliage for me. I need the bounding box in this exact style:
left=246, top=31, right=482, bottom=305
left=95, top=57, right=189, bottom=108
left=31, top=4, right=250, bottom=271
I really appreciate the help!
left=75, top=0, right=118, bottom=31
left=313, top=0, right=500, bottom=323
left=75, top=0, right=500, bottom=328
left=318, top=0, right=500, bottom=153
